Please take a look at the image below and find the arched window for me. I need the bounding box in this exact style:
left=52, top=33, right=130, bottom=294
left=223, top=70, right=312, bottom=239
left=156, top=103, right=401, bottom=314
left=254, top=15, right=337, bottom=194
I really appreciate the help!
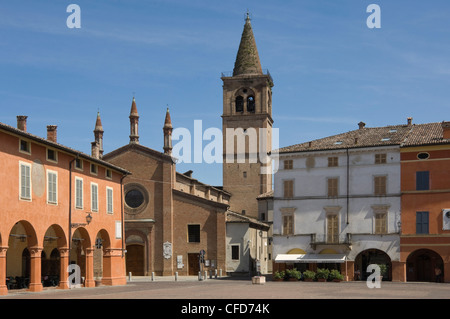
left=235, top=96, right=244, bottom=113
left=247, top=96, right=255, bottom=113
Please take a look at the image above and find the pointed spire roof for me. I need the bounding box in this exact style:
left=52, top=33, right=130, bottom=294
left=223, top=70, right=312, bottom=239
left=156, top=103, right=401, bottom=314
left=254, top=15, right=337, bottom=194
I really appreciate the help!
left=130, top=97, right=138, bottom=117
left=233, top=12, right=263, bottom=77
left=94, top=111, right=104, bottom=132
left=164, top=107, right=172, bottom=129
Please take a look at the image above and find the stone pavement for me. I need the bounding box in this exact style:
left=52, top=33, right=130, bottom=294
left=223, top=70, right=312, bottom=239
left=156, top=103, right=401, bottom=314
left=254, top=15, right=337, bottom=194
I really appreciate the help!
left=1, top=277, right=448, bottom=318
left=1, top=276, right=449, bottom=299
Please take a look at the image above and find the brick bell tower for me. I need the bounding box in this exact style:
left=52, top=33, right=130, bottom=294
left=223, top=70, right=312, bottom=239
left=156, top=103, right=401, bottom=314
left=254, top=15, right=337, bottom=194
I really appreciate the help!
left=222, top=13, right=274, bottom=218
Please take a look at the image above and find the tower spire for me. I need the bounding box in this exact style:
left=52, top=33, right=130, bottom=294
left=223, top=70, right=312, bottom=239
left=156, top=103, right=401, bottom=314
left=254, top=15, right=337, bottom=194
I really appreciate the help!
left=163, top=107, right=173, bottom=155
left=129, top=97, right=139, bottom=144
left=93, top=111, right=104, bottom=158
left=233, top=12, right=263, bottom=76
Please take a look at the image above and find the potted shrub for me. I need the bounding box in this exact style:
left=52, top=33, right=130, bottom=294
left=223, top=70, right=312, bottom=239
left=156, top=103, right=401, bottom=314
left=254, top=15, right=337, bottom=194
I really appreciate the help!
left=378, top=264, right=388, bottom=281
left=273, top=271, right=285, bottom=282
left=302, top=270, right=315, bottom=282
left=315, top=268, right=330, bottom=282
left=329, top=269, right=344, bottom=282
left=285, top=269, right=301, bottom=281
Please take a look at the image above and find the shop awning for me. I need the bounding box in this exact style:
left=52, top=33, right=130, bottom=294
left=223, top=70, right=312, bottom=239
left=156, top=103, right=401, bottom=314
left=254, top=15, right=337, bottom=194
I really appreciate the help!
left=275, top=254, right=347, bottom=263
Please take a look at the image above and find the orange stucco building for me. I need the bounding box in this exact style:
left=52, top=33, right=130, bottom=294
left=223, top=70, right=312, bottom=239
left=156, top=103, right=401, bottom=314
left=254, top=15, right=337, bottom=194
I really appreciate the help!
left=0, top=115, right=130, bottom=295
left=400, top=121, right=450, bottom=282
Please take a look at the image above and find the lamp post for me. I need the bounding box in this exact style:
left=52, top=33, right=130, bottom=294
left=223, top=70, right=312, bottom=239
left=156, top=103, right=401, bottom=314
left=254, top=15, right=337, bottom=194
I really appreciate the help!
left=71, top=212, right=93, bottom=228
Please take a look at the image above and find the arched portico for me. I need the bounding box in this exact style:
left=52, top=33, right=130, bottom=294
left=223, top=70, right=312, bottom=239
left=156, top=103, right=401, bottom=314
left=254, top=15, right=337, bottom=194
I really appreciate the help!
left=355, top=249, right=392, bottom=281
left=406, top=249, right=444, bottom=282
left=70, top=227, right=94, bottom=287
left=6, top=220, right=42, bottom=292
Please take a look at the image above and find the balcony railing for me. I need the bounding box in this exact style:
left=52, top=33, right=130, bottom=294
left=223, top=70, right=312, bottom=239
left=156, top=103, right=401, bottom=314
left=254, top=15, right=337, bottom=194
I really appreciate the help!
left=310, top=233, right=352, bottom=249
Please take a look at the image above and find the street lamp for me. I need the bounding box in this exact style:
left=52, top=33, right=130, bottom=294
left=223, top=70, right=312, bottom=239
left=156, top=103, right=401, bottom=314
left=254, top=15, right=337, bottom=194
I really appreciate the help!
left=71, top=212, right=93, bottom=228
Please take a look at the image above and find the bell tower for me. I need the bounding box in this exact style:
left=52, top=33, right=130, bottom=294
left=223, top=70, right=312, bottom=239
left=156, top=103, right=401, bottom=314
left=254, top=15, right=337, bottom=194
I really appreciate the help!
left=222, top=13, right=274, bottom=218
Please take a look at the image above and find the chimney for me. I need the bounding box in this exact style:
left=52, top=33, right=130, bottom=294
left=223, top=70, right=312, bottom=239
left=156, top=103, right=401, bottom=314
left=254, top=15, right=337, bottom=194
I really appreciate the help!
left=17, top=116, right=28, bottom=132
left=442, top=121, right=450, bottom=139
left=91, top=141, right=100, bottom=159
left=407, top=117, right=413, bottom=126
left=47, top=125, right=57, bottom=143
left=358, top=121, right=366, bottom=129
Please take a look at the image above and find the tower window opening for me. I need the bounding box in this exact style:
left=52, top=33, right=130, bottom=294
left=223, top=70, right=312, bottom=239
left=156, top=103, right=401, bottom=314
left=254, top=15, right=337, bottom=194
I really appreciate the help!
left=247, top=96, right=255, bottom=113
left=235, top=96, right=244, bottom=113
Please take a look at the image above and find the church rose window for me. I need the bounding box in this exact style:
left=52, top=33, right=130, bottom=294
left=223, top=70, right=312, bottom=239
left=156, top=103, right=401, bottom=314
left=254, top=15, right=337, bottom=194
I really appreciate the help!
left=125, top=189, right=144, bottom=208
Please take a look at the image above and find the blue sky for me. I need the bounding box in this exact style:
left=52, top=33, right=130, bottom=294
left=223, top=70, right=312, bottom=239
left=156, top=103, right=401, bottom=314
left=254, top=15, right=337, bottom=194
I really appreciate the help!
left=1, top=0, right=450, bottom=186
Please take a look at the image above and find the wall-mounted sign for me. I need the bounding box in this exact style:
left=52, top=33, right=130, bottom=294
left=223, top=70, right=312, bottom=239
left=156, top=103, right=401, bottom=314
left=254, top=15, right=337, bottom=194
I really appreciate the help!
left=163, top=241, right=172, bottom=259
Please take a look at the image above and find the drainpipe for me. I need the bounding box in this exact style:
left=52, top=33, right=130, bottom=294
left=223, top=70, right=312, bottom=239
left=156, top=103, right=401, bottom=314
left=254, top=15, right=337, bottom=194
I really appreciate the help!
left=120, top=173, right=129, bottom=258
left=68, top=155, right=79, bottom=258
left=346, top=148, right=349, bottom=225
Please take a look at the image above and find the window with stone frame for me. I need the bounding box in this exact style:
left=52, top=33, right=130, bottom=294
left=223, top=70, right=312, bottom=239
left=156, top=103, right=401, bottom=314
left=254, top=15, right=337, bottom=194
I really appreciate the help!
left=328, top=157, right=338, bottom=167
left=375, top=213, right=387, bottom=234
left=374, top=175, right=387, bottom=195
left=283, top=180, right=294, bottom=198
left=327, top=178, right=338, bottom=197
left=188, top=224, right=201, bottom=243
left=282, top=214, right=294, bottom=235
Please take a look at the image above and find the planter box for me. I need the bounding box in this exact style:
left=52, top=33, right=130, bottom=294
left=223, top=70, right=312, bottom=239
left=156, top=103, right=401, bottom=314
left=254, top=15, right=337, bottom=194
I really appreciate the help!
left=304, top=278, right=313, bottom=282
left=317, top=278, right=326, bottom=282
left=252, top=276, right=265, bottom=285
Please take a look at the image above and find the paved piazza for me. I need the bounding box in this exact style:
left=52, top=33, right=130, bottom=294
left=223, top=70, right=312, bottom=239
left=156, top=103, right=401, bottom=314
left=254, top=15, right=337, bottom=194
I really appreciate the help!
left=1, top=276, right=449, bottom=299
left=1, top=277, right=448, bottom=317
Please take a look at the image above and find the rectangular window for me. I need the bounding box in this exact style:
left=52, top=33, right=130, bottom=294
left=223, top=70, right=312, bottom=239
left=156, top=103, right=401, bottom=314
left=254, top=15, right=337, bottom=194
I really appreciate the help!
left=90, top=163, right=98, bottom=175
left=75, top=158, right=83, bottom=170
left=19, top=139, right=31, bottom=154
left=374, top=176, right=387, bottom=195
left=284, top=160, right=293, bottom=170
left=416, top=211, right=429, bottom=234
left=416, top=171, right=430, bottom=191
left=106, top=187, right=113, bottom=214
left=327, top=178, right=338, bottom=197
left=375, top=153, right=387, bottom=164
left=188, top=224, right=201, bottom=243
left=19, top=162, right=31, bottom=200
left=106, top=169, right=112, bottom=179
left=91, top=183, right=98, bottom=212
left=231, top=245, right=240, bottom=260
left=283, top=180, right=294, bottom=198
left=47, top=148, right=57, bottom=162
left=47, top=170, right=58, bottom=204
left=327, top=214, right=339, bottom=243
left=375, top=213, right=387, bottom=234
left=282, top=214, right=294, bottom=235
left=75, top=177, right=83, bottom=209
left=328, top=157, right=338, bottom=167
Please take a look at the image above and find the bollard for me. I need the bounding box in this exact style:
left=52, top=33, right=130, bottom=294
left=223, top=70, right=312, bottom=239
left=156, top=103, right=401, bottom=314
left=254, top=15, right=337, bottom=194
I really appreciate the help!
left=128, top=272, right=132, bottom=282
left=215, top=269, right=217, bottom=279
left=219, top=269, right=222, bottom=277
left=209, top=270, right=212, bottom=279
left=198, top=271, right=203, bottom=281
left=175, top=272, right=178, bottom=281
left=151, top=272, right=155, bottom=281
left=204, top=270, right=208, bottom=281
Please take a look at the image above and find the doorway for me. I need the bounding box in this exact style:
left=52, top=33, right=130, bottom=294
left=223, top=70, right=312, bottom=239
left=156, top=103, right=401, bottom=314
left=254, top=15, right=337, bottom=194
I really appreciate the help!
left=188, top=253, right=200, bottom=276
left=126, top=244, right=144, bottom=276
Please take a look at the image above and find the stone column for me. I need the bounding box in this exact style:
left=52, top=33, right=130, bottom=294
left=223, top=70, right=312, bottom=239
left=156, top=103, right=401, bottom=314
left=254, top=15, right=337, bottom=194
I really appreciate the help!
left=58, top=248, right=70, bottom=289
left=0, top=247, right=8, bottom=295
left=84, top=248, right=95, bottom=287
left=29, top=247, right=43, bottom=292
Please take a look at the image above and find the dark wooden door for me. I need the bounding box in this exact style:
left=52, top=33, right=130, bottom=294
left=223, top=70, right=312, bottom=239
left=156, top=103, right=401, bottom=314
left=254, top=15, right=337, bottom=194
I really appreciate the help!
left=126, top=245, right=144, bottom=276
left=188, top=253, right=200, bottom=276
